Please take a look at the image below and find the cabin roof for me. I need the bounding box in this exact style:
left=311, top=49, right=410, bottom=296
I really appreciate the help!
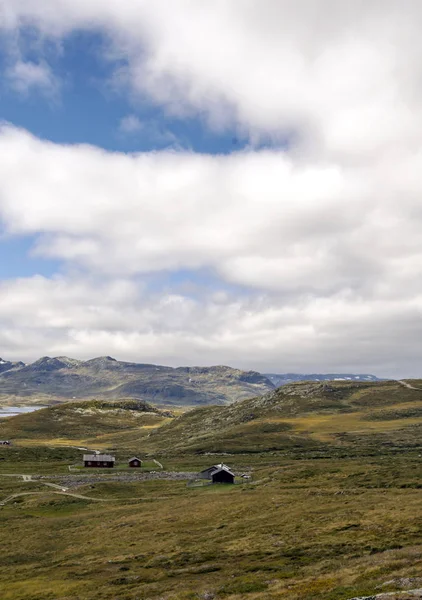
left=200, top=463, right=229, bottom=474
left=83, top=454, right=115, bottom=461
left=211, top=466, right=235, bottom=477
left=128, top=457, right=142, bottom=462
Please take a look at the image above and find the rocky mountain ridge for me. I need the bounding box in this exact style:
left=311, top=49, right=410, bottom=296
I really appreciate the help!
left=0, top=358, right=25, bottom=375
left=0, top=355, right=275, bottom=405
left=0, top=355, right=382, bottom=406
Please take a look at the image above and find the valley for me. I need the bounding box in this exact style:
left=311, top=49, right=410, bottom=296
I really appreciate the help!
left=0, top=379, right=421, bottom=599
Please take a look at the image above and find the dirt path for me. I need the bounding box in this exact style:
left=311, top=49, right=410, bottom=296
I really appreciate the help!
left=0, top=490, right=111, bottom=506
left=0, top=473, right=30, bottom=479
left=0, top=474, right=33, bottom=482
left=153, top=459, right=163, bottom=469
left=397, top=380, right=422, bottom=391
left=0, top=473, right=68, bottom=491
left=43, top=482, right=68, bottom=491
left=348, top=589, right=422, bottom=599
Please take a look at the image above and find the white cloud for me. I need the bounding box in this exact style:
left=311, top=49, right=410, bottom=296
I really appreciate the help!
left=0, top=125, right=421, bottom=375
left=0, top=274, right=421, bottom=377
left=0, top=124, right=419, bottom=300
left=0, top=124, right=373, bottom=290
left=1, top=3, right=422, bottom=374
left=2, top=1, right=422, bottom=157
left=5, top=60, right=59, bottom=97
left=119, top=114, right=143, bottom=134
left=118, top=114, right=178, bottom=146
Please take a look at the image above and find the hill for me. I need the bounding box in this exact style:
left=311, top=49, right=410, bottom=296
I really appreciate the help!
left=3, top=379, right=421, bottom=458
left=0, top=399, right=173, bottom=442
left=145, top=379, right=422, bottom=455
left=265, top=372, right=382, bottom=387
left=0, top=355, right=274, bottom=406
left=0, top=379, right=421, bottom=600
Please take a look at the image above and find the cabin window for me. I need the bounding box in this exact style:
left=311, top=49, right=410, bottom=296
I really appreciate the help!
left=87, top=461, right=92, bottom=466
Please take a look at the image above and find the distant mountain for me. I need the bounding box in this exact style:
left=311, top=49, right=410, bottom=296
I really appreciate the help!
left=0, top=356, right=274, bottom=406
left=0, top=358, right=25, bottom=375
left=264, top=373, right=383, bottom=387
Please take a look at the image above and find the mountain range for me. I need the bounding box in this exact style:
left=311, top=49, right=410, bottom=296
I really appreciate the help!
left=0, top=355, right=382, bottom=405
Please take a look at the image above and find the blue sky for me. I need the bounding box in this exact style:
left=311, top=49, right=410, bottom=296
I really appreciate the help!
left=0, top=28, right=245, bottom=154
left=0, top=2, right=422, bottom=377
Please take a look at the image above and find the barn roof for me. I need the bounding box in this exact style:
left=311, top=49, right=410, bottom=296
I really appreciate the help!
left=128, top=457, right=142, bottom=462
left=83, top=454, right=115, bottom=461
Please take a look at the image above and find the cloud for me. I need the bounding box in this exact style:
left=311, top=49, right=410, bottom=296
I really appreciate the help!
left=118, top=114, right=178, bottom=146
left=0, top=123, right=421, bottom=303
left=1, top=3, right=422, bottom=374
left=118, top=114, right=143, bottom=134
left=0, top=124, right=421, bottom=375
left=5, top=59, right=59, bottom=97
left=0, top=124, right=372, bottom=291
left=0, top=274, right=421, bottom=377
left=2, top=1, right=422, bottom=157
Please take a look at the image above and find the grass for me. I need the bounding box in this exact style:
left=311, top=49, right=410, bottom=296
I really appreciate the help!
left=0, top=379, right=421, bottom=599
left=0, top=456, right=421, bottom=599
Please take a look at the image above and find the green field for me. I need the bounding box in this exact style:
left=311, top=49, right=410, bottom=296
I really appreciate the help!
left=0, top=380, right=421, bottom=599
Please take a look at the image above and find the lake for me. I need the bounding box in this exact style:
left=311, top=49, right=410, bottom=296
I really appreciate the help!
left=0, top=406, right=47, bottom=418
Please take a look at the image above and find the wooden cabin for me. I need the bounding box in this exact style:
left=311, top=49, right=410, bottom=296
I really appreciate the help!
left=128, top=457, right=142, bottom=468
left=211, top=466, right=235, bottom=484
left=198, top=463, right=230, bottom=480
left=83, top=454, right=115, bottom=468
left=0, top=441, right=11, bottom=446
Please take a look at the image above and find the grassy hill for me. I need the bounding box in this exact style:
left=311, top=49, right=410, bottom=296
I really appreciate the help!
left=2, top=379, right=421, bottom=457
left=0, top=380, right=421, bottom=600
left=145, top=380, right=422, bottom=455
left=0, top=399, right=173, bottom=444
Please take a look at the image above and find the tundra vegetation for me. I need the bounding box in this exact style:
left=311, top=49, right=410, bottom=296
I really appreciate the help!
left=0, top=380, right=421, bottom=600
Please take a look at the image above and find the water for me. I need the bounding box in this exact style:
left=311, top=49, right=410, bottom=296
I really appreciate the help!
left=0, top=406, right=47, bottom=418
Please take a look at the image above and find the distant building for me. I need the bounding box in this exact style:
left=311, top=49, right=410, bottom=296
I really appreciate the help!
left=83, top=454, right=115, bottom=468
left=198, top=463, right=230, bottom=480
left=198, top=463, right=234, bottom=484
left=211, top=465, right=235, bottom=484
left=128, top=457, right=142, bottom=468
left=0, top=440, right=11, bottom=446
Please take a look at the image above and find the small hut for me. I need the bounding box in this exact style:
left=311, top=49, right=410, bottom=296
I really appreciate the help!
left=198, top=463, right=230, bottom=480
left=211, top=465, right=235, bottom=484
left=128, top=457, right=142, bottom=468
left=83, top=454, right=115, bottom=468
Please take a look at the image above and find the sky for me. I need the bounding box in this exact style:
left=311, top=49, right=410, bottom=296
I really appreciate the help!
left=0, top=1, right=422, bottom=377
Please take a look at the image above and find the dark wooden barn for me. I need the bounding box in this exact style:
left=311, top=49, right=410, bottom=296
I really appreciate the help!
left=128, top=457, right=142, bottom=468
left=211, top=466, right=235, bottom=484
left=83, top=454, right=115, bottom=468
